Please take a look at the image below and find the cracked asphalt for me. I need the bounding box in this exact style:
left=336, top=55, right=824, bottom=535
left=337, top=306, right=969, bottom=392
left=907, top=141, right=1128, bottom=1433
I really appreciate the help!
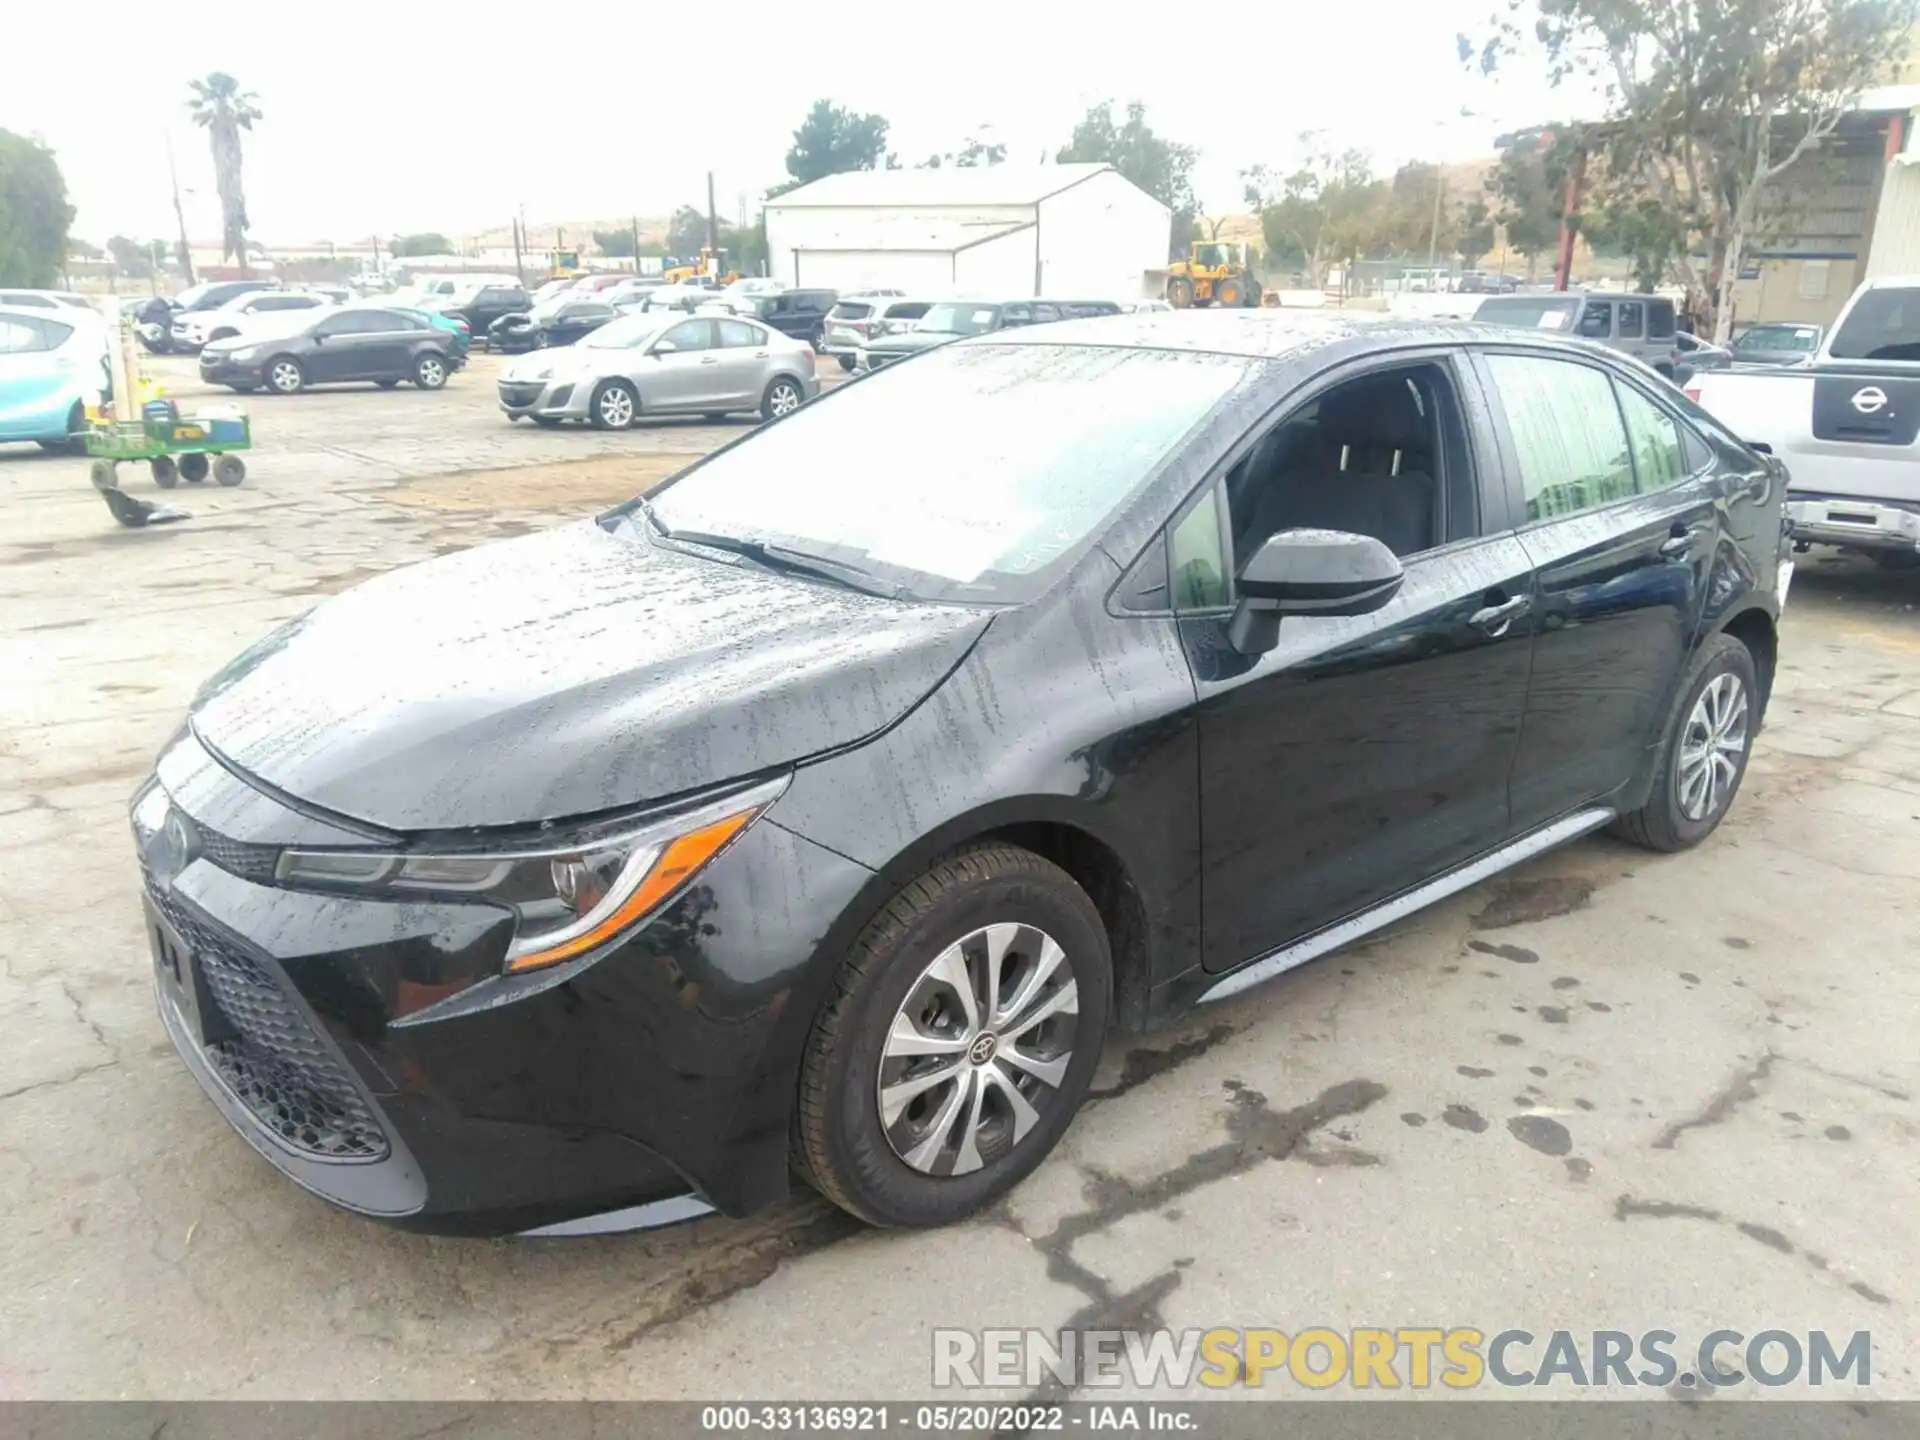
left=1, top=356, right=1916, bottom=1399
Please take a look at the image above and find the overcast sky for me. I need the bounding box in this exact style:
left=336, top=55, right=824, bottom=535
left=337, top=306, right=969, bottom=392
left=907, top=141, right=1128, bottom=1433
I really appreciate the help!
left=9, top=1, right=1591, bottom=247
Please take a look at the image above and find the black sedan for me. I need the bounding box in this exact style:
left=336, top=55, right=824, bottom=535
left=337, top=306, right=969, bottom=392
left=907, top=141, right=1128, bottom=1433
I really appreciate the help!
left=486, top=298, right=618, bottom=355
left=199, top=307, right=459, bottom=394
left=134, top=312, right=1789, bottom=1236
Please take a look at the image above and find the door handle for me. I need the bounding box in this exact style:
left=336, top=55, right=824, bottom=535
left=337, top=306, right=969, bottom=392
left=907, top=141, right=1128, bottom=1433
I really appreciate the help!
left=1469, top=593, right=1530, bottom=637
left=1658, top=524, right=1703, bottom=559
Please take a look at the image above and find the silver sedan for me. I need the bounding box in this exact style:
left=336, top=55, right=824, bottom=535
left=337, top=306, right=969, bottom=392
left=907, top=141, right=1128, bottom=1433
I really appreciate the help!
left=496, top=312, right=821, bottom=430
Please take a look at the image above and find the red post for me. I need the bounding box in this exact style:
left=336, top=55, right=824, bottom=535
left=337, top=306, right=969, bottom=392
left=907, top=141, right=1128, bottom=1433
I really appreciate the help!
left=1554, top=147, right=1588, bottom=292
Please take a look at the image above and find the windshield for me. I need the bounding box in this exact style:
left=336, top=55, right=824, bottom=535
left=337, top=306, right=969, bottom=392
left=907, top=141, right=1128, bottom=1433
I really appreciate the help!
left=647, top=343, right=1250, bottom=603
left=1734, top=324, right=1819, bottom=355
left=1474, top=295, right=1581, bottom=331
left=1194, top=244, right=1230, bottom=268
left=1828, top=288, right=1920, bottom=361
left=578, top=313, right=665, bottom=349
left=917, top=303, right=1000, bottom=336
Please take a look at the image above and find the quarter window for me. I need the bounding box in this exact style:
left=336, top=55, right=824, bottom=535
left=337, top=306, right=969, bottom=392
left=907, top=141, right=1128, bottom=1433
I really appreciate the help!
left=1169, top=484, right=1230, bottom=611
left=1485, top=355, right=1637, bottom=520
left=0, top=317, right=45, bottom=353
left=1616, top=384, right=1689, bottom=490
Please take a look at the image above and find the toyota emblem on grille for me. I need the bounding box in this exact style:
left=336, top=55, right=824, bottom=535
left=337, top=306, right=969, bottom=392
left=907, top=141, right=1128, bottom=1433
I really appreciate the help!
left=1851, top=385, right=1890, bottom=415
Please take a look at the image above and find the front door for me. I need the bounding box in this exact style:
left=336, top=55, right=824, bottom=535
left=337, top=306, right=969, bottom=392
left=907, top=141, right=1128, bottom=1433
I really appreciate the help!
left=1182, top=357, right=1535, bottom=970
left=645, top=318, right=722, bottom=411
left=1475, top=351, right=1718, bottom=828
left=304, top=312, right=372, bottom=382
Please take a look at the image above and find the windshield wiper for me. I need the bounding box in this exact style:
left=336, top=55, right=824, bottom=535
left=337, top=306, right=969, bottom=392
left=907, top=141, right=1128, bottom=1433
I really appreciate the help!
left=665, top=528, right=906, bottom=599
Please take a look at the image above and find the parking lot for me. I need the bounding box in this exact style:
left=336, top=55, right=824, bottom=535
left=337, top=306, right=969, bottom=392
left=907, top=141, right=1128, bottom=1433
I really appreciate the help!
left=2, top=357, right=1918, bottom=1400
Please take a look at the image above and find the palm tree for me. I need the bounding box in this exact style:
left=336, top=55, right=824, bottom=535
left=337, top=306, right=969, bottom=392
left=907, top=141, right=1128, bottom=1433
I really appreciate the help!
left=186, top=73, right=262, bottom=272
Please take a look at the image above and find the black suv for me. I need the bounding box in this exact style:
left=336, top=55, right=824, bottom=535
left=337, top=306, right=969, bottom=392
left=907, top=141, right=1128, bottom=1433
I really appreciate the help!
left=733, top=288, right=838, bottom=346
left=441, top=283, right=532, bottom=344
left=134, top=312, right=1788, bottom=1236
left=198, top=307, right=458, bottom=394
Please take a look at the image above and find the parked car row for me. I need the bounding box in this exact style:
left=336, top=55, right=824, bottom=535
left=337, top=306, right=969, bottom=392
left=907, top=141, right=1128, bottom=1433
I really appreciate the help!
left=854, top=298, right=1125, bottom=371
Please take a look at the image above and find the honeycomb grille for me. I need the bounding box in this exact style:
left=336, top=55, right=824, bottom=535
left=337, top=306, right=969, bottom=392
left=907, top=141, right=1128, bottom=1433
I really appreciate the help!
left=148, top=879, right=389, bottom=1162
left=191, top=826, right=280, bottom=883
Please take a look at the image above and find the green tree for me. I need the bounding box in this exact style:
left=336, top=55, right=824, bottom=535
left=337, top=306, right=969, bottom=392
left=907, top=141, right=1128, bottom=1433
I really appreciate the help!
left=1490, top=131, right=1573, bottom=280
left=1581, top=194, right=1689, bottom=292
left=919, top=128, right=1008, bottom=168
left=186, top=72, right=263, bottom=270
left=1457, top=197, right=1497, bottom=271
left=1058, top=101, right=1198, bottom=256
left=1470, top=0, right=1917, bottom=340
left=592, top=228, right=636, bottom=258
left=1244, top=140, right=1385, bottom=286
left=666, top=205, right=708, bottom=261
left=783, top=100, right=890, bottom=189
left=0, top=130, right=76, bottom=288
left=389, top=232, right=452, bottom=258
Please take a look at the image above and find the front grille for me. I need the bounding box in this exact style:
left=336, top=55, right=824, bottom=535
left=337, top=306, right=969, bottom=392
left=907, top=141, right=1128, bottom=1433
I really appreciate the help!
left=499, top=383, right=543, bottom=406
left=148, top=878, right=389, bottom=1162
left=192, top=825, right=280, bottom=883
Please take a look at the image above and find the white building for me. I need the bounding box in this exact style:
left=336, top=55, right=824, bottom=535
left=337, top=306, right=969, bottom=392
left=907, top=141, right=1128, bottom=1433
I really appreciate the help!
left=764, top=163, right=1171, bottom=300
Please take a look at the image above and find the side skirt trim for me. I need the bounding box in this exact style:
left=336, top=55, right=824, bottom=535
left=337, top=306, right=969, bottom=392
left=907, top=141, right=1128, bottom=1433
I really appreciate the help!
left=518, top=1192, right=715, bottom=1238
left=1197, top=806, right=1616, bottom=1005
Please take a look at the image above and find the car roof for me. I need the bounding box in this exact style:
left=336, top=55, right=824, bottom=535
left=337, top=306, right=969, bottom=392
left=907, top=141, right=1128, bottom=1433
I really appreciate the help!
left=978, top=307, right=1626, bottom=361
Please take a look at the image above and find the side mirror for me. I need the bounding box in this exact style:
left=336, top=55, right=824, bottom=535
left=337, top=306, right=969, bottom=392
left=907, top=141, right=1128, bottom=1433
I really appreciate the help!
left=652, top=339, right=678, bottom=355
left=1227, top=529, right=1405, bottom=655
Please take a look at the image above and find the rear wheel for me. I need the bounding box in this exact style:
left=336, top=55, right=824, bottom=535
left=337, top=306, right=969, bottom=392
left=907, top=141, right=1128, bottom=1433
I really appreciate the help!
left=150, top=455, right=179, bottom=488
left=1871, top=550, right=1920, bottom=570
left=214, top=455, right=246, bottom=487
left=1613, top=633, right=1758, bottom=852
left=178, top=452, right=209, bottom=484
left=794, top=844, right=1110, bottom=1227
left=41, top=402, right=88, bottom=455
left=761, top=376, right=803, bottom=421
left=1215, top=277, right=1246, bottom=307
left=266, top=357, right=305, bottom=394
left=589, top=379, right=638, bottom=430
left=837, top=355, right=856, bottom=372
left=413, top=353, right=448, bottom=390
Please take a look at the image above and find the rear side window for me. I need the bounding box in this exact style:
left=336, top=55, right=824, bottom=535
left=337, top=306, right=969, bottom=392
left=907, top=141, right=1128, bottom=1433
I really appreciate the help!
left=885, top=302, right=931, bottom=322
left=830, top=302, right=873, bottom=321
left=1485, top=354, right=1637, bottom=520
left=1828, top=286, right=1920, bottom=361
left=1647, top=301, right=1676, bottom=339
left=0, top=317, right=49, bottom=353
left=717, top=318, right=763, bottom=348
left=1616, top=384, right=1688, bottom=490
left=1616, top=301, right=1644, bottom=339
left=1576, top=301, right=1613, bottom=339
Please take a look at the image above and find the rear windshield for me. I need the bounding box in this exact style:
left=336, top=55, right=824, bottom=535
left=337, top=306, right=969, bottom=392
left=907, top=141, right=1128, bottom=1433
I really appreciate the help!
left=1828, top=287, right=1920, bottom=361
left=829, top=302, right=873, bottom=320
left=1475, top=296, right=1582, bottom=332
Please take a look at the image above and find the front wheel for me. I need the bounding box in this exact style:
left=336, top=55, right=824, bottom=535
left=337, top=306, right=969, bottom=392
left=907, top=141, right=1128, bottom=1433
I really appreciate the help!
left=793, top=844, right=1111, bottom=1227
left=413, top=353, right=449, bottom=390
left=178, top=452, right=209, bottom=484
left=377, top=379, right=401, bottom=389
left=150, top=455, right=179, bottom=488
left=837, top=356, right=856, bottom=373
left=589, top=379, right=638, bottom=430
left=761, top=376, right=804, bottom=421
left=213, top=455, right=246, bottom=487
left=1613, top=633, right=1758, bottom=852
left=266, top=356, right=305, bottom=395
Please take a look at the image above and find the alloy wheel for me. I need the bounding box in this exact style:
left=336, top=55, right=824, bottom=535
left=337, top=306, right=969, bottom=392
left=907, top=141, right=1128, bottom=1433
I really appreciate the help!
left=418, top=357, right=446, bottom=388
left=876, top=922, right=1079, bottom=1177
left=1676, top=672, right=1748, bottom=821
left=768, top=381, right=801, bottom=417
left=598, top=385, right=635, bottom=428
left=269, top=361, right=302, bottom=393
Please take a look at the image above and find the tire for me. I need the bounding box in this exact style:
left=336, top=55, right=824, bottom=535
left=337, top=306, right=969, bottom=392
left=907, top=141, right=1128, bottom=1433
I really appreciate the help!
left=1870, top=550, right=1920, bottom=570
left=837, top=356, right=856, bottom=373
left=1215, top=277, right=1245, bottom=307
left=41, top=403, right=87, bottom=455
left=228, top=384, right=257, bottom=394
left=1612, top=633, right=1759, bottom=852
left=377, top=379, right=401, bottom=389
left=589, top=379, right=638, bottom=430
left=1167, top=275, right=1196, bottom=308
left=150, top=455, right=179, bottom=488
left=266, top=356, right=305, bottom=395
left=531, top=415, right=563, bottom=428
left=413, top=352, right=449, bottom=390
left=793, top=843, right=1111, bottom=1227
left=214, top=455, right=245, bottom=487
left=760, top=376, right=804, bottom=421
left=178, top=452, right=210, bottom=484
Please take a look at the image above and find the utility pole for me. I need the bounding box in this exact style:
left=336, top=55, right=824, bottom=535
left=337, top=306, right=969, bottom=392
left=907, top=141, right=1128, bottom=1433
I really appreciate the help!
left=706, top=171, right=720, bottom=270
left=511, top=214, right=526, bottom=287
left=631, top=215, right=641, bottom=272
left=165, top=133, right=196, bottom=286
left=1426, top=170, right=1445, bottom=281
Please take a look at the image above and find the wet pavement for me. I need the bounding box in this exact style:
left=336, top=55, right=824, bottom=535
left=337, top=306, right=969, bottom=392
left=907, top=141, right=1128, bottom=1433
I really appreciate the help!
left=2, top=362, right=1916, bottom=1398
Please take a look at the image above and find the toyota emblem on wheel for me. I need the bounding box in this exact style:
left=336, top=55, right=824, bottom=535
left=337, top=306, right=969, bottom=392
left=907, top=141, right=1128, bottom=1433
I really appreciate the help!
left=1851, top=385, right=1890, bottom=414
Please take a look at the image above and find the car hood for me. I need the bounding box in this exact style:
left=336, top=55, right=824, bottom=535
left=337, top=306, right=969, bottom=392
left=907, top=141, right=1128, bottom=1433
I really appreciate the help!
left=190, top=519, right=991, bottom=832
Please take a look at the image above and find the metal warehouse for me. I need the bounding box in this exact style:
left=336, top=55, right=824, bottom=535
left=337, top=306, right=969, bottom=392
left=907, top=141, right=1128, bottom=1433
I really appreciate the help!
left=763, top=163, right=1172, bottom=300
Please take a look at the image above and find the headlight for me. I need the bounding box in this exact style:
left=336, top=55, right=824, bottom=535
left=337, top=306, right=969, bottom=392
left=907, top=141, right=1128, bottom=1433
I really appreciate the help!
left=228, top=346, right=261, bottom=362
left=274, top=776, right=786, bottom=974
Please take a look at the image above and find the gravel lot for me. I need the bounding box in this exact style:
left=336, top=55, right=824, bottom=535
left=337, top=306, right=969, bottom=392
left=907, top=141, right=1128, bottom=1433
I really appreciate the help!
left=2, top=358, right=1916, bottom=1400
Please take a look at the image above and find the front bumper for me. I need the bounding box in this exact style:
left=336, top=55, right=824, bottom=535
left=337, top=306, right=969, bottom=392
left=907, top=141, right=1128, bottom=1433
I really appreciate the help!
left=134, top=729, right=874, bottom=1235
left=498, top=376, right=587, bottom=420
left=198, top=354, right=268, bottom=386
left=1785, top=494, right=1920, bottom=554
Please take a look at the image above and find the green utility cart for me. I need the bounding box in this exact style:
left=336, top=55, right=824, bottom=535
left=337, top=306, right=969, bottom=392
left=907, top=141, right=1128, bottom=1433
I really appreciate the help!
left=84, top=399, right=252, bottom=490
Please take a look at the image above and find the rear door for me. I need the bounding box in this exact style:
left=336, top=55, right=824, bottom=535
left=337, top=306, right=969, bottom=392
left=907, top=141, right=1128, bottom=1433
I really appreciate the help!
left=643, top=318, right=720, bottom=411
left=0, top=315, right=67, bottom=439
left=713, top=318, right=772, bottom=407
left=1476, top=349, right=1721, bottom=828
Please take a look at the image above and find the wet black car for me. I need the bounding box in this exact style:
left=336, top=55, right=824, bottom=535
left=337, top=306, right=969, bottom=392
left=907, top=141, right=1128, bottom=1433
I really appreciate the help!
left=199, top=307, right=459, bottom=394
left=487, top=298, right=619, bottom=355
left=134, top=312, right=1790, bottom=1236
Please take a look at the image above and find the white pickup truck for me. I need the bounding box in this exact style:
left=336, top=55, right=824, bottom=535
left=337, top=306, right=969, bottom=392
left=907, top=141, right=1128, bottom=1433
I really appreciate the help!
left=1689, top=275, right=1920, bottom=567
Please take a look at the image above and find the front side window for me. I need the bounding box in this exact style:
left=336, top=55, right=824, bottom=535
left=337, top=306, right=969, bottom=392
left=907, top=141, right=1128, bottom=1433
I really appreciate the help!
left=649, top=344, right=1250, bottom=603
left=1485, top=354, right=1636, bottom=520
left=658, top=319, right=712, bottom=352
left=1577, top=301, right=1613, bottom=339
left=1169, top=484, right=1229, bottom=611
left=1616, top=383, right=1689, bottom=490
